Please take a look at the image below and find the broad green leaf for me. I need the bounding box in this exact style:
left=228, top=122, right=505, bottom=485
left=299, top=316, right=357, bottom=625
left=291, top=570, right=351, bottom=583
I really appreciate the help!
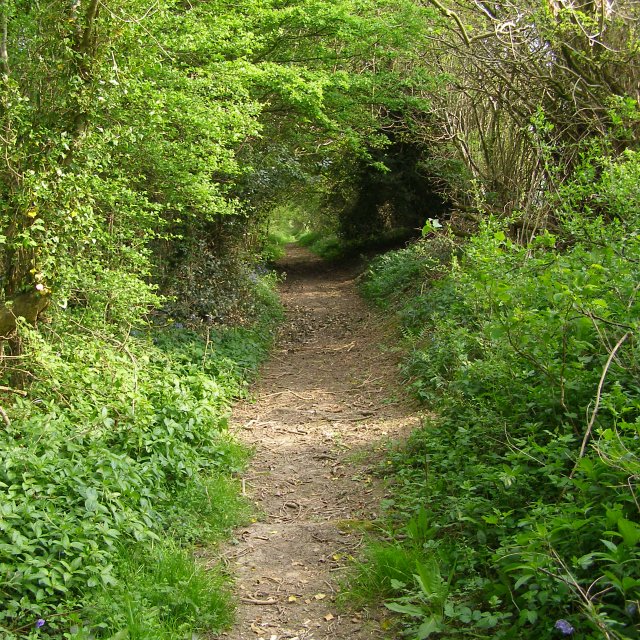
left=384, top=602, right=425, bottom=617
left=417, top=616, right=444, bottom=638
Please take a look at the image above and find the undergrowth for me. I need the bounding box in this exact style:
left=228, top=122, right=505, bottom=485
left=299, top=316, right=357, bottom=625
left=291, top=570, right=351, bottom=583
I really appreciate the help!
left=298, top=228, right=417, bottom=261
left=355, top=150, right=640, bottom=639
left=297, top=230, right=344, bottom=260
left=0, top=273, right=282, bottom=639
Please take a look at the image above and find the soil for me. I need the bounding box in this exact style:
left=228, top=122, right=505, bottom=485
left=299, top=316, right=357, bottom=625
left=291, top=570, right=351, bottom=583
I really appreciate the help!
left=219, top=245, right=421, bottom=640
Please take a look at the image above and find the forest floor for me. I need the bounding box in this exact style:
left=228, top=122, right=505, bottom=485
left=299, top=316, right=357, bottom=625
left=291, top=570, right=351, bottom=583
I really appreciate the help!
left=216, top=245, right=421, bottom=640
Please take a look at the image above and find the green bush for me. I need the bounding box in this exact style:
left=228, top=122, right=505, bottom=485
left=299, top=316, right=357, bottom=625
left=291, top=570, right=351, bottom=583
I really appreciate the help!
left=357, top=151, right=640, bottom=638
left=360, top=238, right=451, bottom=308
left=0, top=274, right=281, bottom=638
left=297, top=230, right=344, bottom=260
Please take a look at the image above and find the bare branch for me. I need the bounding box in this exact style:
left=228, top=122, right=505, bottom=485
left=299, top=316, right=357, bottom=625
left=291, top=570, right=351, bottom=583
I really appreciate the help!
left=0, top=385, right=27, bottom=396
left=423, top=0, right=473, bottom=46
left=0, top=0, right=9, bottom=75
left=571, top=332, right=632, bottom=477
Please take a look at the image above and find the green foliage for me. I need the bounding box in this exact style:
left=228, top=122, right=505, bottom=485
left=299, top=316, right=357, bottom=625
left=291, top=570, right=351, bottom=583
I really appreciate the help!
left=7, top=541, right=236, bottom=639
left=2, top=0, right=638, bottom=636
left=358, top=151, right=640, bottom=638
left=297, top=231, right=344, bottom=260
left=360, top=237, right=453, bottom=308
left=346, top=543, right=426, bottom=605
left=3, top=1, right=432, bottom=634
left=298, top=227, right=420, bottom=262
left=162, top=250, right=283, bottom=327
left=0, top=271, right=279, bottom=637
left=74, top=543, right=234, bottom=640
left=165, top=474, right=252, bottom=545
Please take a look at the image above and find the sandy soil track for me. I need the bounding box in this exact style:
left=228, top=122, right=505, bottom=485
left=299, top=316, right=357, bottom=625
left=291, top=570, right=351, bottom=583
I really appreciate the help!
left=220, top=245, right=419, bottom=640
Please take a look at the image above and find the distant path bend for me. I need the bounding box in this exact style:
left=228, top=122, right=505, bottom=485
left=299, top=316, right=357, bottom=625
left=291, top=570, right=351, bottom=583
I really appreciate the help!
left=220, top=245, right=419, bottom=640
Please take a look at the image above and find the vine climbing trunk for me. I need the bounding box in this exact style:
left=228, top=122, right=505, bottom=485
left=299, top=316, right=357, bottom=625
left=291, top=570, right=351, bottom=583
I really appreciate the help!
left=0, top=0, right=8, bottom=76
left=0, top=0, right=104, bottom=300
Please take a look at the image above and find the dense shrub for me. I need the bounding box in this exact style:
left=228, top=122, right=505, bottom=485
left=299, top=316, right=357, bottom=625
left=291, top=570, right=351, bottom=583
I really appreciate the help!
left=359, top=151, right=640, bottom=639
left=0, top=274, right=281, bottom=638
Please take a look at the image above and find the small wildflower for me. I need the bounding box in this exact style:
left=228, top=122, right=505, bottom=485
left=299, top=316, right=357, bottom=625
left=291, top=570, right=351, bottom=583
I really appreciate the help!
left=554, top=619, right=575, bottom=635
left=35, top=283, right=45, bottom=291
left=35, top=619, right=45, bottom=629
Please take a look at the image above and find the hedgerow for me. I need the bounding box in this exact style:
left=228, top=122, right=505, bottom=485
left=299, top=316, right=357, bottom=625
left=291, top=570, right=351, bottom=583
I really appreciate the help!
left=358, top=150, right=640, bottom=639
left=0, top=274, right=281, bottom=639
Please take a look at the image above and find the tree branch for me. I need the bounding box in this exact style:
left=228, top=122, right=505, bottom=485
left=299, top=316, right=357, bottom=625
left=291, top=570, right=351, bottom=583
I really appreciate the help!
left=80, top=0, right=100, bottom=55
left=0, top=0, right=9, bottom=75
left=571, top=331, right=631, bottom=477
left=0, top=385, right=27, bottom=396
left=423, top=0, right=473, bottom=46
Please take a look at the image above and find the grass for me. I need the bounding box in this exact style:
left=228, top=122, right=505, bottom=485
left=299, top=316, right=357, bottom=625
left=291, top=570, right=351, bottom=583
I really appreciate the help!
left=297, top=230, right=343, bottom=260
left=298, top=228, right=419, bottom=262
left=165, top=473, right=253, bottom=544
left=342, top=542, right=425, bottom=606
left=74, top=543, right=234, bottom=639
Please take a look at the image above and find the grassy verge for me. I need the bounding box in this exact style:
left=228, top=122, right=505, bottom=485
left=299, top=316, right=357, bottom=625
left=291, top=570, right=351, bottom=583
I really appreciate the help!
left=297, top=231, right=344, bottom=260
left=0, top=275, right=282, bottom=639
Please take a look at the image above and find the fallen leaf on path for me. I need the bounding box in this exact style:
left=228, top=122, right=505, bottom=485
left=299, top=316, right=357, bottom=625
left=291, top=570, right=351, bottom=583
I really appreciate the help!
left=288, top=595, right=297, bottom=602
left=324, top=613, right=335, bottom=621
left=314, top=593, right=327, bottom=600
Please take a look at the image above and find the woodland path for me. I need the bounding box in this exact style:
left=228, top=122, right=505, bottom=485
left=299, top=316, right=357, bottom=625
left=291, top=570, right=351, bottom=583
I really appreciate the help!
left=219, top=245, right=420, bottom=640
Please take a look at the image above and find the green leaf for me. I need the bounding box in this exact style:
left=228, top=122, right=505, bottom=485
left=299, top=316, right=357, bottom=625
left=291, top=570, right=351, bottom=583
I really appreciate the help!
left=415, top=559, right=446, bottom=602
left=422, top=218, right=442, bottom=236
left=618, top=519, right=640, bottom=546
left=514, top=574, right=533, bottom=590
left=384, top=602, right=425, bottom=617
left=417, top=616, right=444, bottom=638
left=84, top=488, right=99, bottom=513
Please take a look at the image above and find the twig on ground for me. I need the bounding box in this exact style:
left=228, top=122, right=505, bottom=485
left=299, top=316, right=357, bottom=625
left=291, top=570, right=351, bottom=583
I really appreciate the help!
left=240, top=596, right=278, bottom=605
left=0, top=385, right=27, bottom=396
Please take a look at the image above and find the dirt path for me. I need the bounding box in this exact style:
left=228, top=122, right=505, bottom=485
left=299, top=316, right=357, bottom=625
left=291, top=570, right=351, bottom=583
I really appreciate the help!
left=220, top=245, right=420, bottom=640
